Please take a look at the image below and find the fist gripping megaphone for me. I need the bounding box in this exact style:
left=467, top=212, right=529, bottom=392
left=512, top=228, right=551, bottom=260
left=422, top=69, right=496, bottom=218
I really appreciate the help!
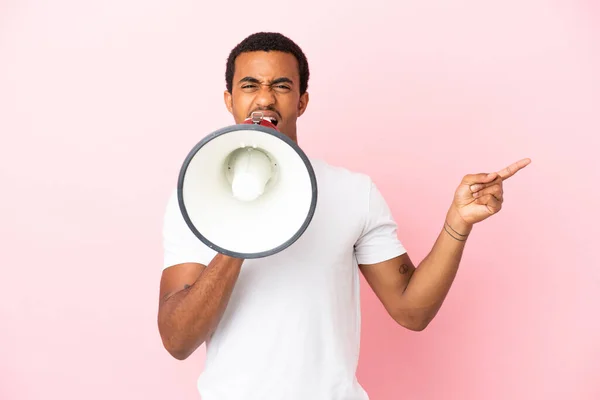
left=177, top=112, right=318, bottom=259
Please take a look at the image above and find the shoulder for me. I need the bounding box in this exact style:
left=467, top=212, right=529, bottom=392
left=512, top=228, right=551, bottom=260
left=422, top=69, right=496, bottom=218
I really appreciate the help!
left=163, top=188, right=179, bottom=219
left=311, top=158, right=373, bottom=191
left=310, top=158, right=375, bottom=209
left=162, top=188, right=190, bottom=235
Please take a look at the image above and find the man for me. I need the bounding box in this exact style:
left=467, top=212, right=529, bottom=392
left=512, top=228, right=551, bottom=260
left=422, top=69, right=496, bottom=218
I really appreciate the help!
left=158, top=32, right=530, bottom=399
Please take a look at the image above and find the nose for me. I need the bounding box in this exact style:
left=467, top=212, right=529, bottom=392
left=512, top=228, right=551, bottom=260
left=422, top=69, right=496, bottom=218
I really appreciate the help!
left=254, top=85, right=276, bottom=107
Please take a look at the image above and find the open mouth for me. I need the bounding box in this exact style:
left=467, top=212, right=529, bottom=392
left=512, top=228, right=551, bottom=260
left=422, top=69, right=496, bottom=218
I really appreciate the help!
left=249, top=110, right=280, bottom=127
left=263, top=116, right=278, bottom=126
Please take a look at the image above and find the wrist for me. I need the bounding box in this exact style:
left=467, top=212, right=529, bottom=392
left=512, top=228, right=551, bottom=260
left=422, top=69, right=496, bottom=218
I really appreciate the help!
left=445, top=206, right=473, bottom=236
left=214, top=253, right=245, bottom=267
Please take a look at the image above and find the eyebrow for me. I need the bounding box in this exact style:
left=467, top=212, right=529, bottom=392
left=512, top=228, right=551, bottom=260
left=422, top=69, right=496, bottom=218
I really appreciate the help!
left=238, top=76, right=294, bottom=86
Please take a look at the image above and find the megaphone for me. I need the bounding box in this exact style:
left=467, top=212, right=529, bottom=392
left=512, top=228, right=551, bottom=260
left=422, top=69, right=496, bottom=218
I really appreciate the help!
left=177, top=112, right=318, bottom=259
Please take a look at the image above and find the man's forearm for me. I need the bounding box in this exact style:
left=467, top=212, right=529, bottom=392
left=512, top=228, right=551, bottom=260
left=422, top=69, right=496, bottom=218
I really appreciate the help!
left=158, top=254, right=243, bottom=360
left=401, top=206, right=473, bottom=327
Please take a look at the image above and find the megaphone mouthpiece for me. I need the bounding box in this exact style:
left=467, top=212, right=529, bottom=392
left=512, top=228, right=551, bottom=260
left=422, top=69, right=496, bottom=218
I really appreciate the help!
left=244, top=112, right=278, bottom=130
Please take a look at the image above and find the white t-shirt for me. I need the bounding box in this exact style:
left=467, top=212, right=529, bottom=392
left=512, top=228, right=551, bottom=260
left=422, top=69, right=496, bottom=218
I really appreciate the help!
left=162, top=158, right=406, bottom=400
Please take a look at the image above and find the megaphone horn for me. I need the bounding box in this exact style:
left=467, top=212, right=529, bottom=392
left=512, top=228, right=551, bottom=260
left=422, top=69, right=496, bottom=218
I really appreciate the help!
left=177, top=112, right=318, bottom=259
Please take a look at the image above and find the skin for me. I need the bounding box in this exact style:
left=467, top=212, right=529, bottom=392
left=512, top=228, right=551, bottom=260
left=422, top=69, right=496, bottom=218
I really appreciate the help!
left=157, top=50, right=531, bottom=360
left=223, top=51, right=309, bottom=143
left=359, top=160, right=530, bottom=330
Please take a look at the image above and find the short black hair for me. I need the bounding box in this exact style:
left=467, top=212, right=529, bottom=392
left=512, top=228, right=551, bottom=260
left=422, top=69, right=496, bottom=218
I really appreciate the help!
left=225, top=32, right=310, bottom=95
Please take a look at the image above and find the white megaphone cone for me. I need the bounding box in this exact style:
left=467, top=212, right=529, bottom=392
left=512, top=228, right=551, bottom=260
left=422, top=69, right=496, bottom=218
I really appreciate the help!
left=176, top=112, right=318, bottom=259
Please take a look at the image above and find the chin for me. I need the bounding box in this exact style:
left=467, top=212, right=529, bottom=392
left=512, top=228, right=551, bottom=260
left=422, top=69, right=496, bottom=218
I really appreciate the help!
left=277, top=127, right=290, bottom=136
left=283, top=132, right=298, bottom=143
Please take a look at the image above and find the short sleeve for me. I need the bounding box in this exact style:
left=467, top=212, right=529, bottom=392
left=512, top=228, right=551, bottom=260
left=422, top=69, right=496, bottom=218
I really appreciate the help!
left=162, top=189, right=217, bottom=270
left=354, top=180, right=407, bottom=265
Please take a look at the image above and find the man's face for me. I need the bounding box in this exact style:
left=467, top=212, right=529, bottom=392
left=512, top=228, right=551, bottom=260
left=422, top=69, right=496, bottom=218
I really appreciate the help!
left=224, top=51, right=309, bottom=143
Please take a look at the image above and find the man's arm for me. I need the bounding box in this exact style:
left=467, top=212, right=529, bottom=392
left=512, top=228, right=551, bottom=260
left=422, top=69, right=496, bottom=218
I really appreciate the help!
left=360, top=159, right=531, bottom=331
left=359, top=207, right=470, bottom=331
left=157, top=254, right=243, bottom=360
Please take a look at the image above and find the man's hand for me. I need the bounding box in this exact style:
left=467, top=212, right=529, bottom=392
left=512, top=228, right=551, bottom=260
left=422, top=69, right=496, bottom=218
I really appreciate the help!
left=450, top=158, right=531, bottom=227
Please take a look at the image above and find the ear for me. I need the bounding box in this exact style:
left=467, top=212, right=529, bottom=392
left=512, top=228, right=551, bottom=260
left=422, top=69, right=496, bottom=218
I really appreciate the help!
left=224, top=90, right=233, bottom=114
left=297, top=92, right=309, bottom=117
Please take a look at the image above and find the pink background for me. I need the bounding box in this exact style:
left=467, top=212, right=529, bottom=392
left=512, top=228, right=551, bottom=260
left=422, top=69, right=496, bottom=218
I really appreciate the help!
left=1, top=0, right=598, bottom=399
